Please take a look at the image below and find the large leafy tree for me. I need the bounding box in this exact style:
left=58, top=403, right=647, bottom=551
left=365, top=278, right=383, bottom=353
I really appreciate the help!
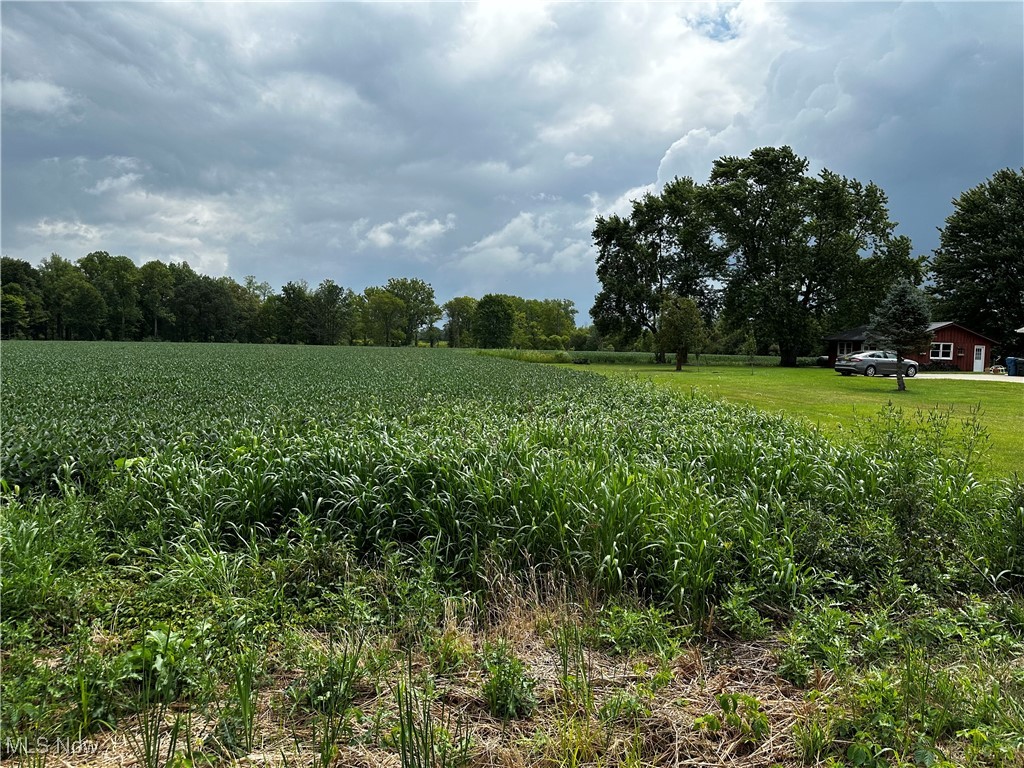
left=309, top=279, right=355, bottom=345
left=38, top=254, right=108, bottom=340
left=591, top=177, right=719, bottom=351
left=522, top=298, right=577, bottom=349
left=164, top=262, right=243, bottom=342
left=139, top=260, right=175, bottom=338
left=219, top=276, right=261, bottom=343
left=278, top=281, right=314, bottom=344
left=591, top=212, right=647, bottom=340
left=830, top=234, right=924, bottom=331
left=658, top=176, right=723, bottom=313
left=65, top=280, right=107, bottom=340
left=364, top=287, right=406, bottom=346
left=707, top=146, right=915, bottom=366
left=38, top=254, right=90, bottom=340
left=1, top=290, right=29, bottom=339
left=486, top=294, right=578, bottom=349
left=1, top=257, right=47, bottom=338
left=385, top=277, right=438, bottom=346
left=78, top=251, right=141, bottom=340
left=443, top=296, right=477, bottom=348
left=867, top=281, right=933, bottom=392
left=165, top=261, right=201, bottom=341
left=930, top=168, right=1024, bottom=355
left=474, top=294, right=514, bottom=348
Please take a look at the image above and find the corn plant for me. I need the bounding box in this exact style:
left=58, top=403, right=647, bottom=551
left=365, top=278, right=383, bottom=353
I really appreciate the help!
left=289, top=632, right=365, bottom=768
left=554, top=622, right=594, bottom=715
left=394, top=657, right=471, bottom=768
left=210, top=648, right=261, bottom=757
left=4, top=342, right=1024, bottom=763
left=125, top=629, right=184, bottom=768
left=792, top=711, right=835, bottom=764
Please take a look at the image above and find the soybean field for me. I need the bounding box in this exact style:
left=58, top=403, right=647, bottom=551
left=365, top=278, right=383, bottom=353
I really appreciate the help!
left=2, top=342, right=1022, bottom=767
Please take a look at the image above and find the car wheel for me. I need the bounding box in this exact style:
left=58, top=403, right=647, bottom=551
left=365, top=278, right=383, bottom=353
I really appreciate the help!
left=905, top=365, right=917, bottom=377
left=864, top=365, right=877, bottom=377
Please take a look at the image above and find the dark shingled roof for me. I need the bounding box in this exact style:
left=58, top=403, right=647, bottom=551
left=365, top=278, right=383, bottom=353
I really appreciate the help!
left=822, top=324, right=869, bottom=342
left=824, top=321, right=997, bottom=343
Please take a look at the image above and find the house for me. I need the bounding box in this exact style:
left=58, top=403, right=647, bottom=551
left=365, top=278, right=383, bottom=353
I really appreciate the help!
left=823, top=321, right=998, bottom=372
left=822, top=324, right=870, bottom=365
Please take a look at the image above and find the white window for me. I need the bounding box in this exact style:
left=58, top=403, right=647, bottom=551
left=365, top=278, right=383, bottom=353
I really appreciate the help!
left=931, top=342, right=953, bottom=360
left=837, top=341, right=856, bottom=356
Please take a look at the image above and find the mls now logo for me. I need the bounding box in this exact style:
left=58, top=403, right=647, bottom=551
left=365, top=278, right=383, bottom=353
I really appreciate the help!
left=3, top=737, right=100, bottom=756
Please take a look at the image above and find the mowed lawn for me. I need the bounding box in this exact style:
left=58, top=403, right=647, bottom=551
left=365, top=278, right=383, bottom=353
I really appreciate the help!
left=585, top=363, right=1023, bottom=476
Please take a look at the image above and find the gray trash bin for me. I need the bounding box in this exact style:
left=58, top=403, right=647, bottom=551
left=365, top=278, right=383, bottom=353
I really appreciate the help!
left=1007, top=357, right=1019, bottom=376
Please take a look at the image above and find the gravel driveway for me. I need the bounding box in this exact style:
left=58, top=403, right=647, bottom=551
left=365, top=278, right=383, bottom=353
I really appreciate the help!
left=913, top=373, right=1024, bottom=383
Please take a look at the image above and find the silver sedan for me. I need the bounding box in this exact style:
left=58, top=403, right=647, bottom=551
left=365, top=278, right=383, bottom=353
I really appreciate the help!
left=834, top=350, right=919, bottom=377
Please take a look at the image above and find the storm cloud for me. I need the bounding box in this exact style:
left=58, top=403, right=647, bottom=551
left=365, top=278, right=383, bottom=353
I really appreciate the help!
left=3, top=1, right=1021, bottom=317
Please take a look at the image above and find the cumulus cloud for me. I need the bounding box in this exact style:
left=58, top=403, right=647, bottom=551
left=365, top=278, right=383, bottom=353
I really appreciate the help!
left=1, top=75, right=77, bottom=115
left=445, top=3, right=555, bottom=79
left=400, top=211, right=457, bottom=249
left=546, top=240, right=591, bottom=274
left=366, top=224, right=396, bottom=249
left=456, top=212, right=591, bottom=285
left=26, top=217, right=104, bottom=243
left=12, top=154, right=282, bottom=277
left=583, top=183, right=657, bottom=225
left=458, top=212, right=554, bottom=272
left=359, top=212, right=456, bottom=251
left=653, top=2, right=1023, bottom=256
left=1, top=1, right=1020, bottom=316
left=87, top=173, right=142, bottom=195
left=563, top=152, right=594, bottom=169
left=539, top=105, right=614, bottom=144
left=657, top=125, right=753, bottom=184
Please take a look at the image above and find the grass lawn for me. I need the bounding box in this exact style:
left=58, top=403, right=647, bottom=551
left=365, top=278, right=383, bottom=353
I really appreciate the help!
left=583, top=363, right=1023, bottom=477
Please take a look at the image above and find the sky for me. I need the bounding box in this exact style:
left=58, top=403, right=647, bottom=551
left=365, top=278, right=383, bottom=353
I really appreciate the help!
left=2, top=1, right=1022, bottom=322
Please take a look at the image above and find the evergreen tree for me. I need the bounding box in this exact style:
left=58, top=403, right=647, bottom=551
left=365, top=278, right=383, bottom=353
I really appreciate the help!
left=867, top=281, right=932, bottom=392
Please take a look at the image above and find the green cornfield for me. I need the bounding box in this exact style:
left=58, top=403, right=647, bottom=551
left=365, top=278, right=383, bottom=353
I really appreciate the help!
left=2, top=342, right=1022, bottom=767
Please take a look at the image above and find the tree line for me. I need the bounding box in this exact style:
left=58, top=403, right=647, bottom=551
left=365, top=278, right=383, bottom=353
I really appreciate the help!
left=3, top=148, right=1019, bottom=360
left=0, top=255, right=580, bottom=349
left=591, top=146, right=1023, bottom=364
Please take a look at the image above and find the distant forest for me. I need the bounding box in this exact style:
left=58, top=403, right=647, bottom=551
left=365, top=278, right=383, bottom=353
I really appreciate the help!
left=0, top=253, right=585, bottom=350
left=0, top=252, right=832, bottom=358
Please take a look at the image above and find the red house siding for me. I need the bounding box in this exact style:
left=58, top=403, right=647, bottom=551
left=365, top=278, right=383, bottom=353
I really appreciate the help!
left=910, top=326, right=994, bottom=372
left=823, top=322, right=997, bottom=372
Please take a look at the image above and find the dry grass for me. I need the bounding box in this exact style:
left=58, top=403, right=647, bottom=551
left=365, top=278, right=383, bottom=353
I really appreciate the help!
left=46, top=589, right=835, bottom=768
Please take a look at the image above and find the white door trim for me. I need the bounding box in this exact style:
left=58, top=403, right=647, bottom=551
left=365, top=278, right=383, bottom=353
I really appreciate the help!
left=973, top=345, right=985, bottom=372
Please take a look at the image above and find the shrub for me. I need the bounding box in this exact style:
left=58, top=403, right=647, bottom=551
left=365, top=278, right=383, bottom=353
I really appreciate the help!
left=480, top=641, right=536, bottom=720
left=589, top=603, right=688, bottom=656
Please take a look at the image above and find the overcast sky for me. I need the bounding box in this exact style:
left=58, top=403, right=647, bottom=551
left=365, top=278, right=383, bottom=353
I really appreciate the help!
left=3, top=1, right=1022, bottom=320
